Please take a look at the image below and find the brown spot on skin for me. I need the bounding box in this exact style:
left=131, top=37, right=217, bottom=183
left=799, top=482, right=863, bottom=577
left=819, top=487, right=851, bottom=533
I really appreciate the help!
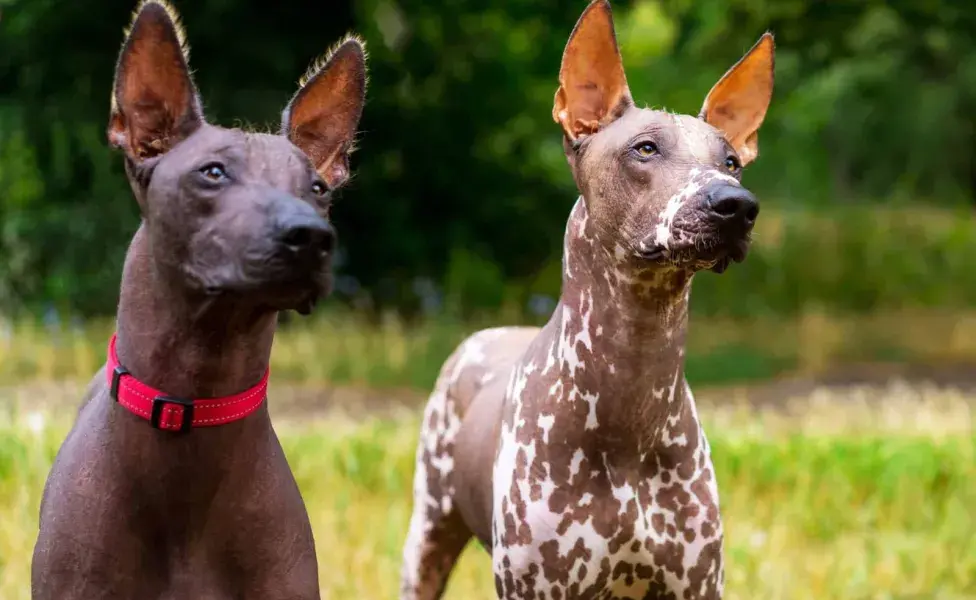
left=691, top=474, right=719, bottom=523
left=656, top=481, right=693, bottom=515
left=540, top=538, right=592, bottom=588
left=652, top=513, right=666, bottom=536
left=686, top=539, right=723, bottom=599
left=613, top=560, right=636, bottom=585
left=701, top=521, right=715, bottom=539
left=676, top=503, right=701, bottom=536
left=653, top=540, right=686, bottom=578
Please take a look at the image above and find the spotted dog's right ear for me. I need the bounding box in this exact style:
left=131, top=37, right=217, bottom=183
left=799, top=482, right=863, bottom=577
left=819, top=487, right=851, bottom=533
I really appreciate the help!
left=552, top=0, right=634, bottom=143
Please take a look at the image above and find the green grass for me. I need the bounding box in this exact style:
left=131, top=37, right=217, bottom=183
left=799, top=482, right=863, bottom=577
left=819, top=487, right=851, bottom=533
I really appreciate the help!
left=1, top=389, right=974, bottom=599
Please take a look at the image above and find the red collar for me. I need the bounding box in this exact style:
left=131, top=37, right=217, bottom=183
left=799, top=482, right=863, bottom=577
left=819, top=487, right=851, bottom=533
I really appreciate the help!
left=106, top=334, right=270, bottom=433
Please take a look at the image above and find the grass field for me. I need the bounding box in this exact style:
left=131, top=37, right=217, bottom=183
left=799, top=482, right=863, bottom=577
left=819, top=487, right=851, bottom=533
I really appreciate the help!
left=5, top=306, right=976, bottom=391
left=0, top=382, right=974, bottom=599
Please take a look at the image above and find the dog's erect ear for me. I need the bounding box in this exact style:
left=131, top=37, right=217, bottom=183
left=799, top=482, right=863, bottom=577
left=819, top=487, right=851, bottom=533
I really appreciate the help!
left=552, top=0, right=633, bottom=142
left=282, top=36, right=368, bottom=190
left=700, top=33, right=775, bottom=167
left=108, top=0, right=203, bottom=162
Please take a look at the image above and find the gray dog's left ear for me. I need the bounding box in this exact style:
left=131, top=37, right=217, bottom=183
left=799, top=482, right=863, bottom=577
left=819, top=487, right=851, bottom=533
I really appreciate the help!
left=282, top=36, right=368, bottom=189
left=699, top=33, right=775, bottom=167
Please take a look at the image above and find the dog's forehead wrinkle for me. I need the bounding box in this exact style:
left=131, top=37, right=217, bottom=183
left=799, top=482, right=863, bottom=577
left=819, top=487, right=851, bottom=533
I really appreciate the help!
left=238, top=132, right=311, bottom=191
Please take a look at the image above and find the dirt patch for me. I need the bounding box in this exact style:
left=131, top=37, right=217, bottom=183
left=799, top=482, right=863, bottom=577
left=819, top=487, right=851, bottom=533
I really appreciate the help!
left=695, top=361, right=976, bottom=410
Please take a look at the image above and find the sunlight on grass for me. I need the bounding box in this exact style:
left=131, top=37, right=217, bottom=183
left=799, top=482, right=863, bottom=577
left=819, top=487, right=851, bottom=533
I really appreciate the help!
left=4, top=308, right=976, bottom=391
left=0, top=390, right=973, bottom=599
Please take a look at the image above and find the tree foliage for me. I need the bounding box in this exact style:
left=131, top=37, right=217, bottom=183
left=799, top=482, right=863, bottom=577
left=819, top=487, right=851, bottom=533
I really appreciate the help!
left=1, top=0, right=974, bottom=317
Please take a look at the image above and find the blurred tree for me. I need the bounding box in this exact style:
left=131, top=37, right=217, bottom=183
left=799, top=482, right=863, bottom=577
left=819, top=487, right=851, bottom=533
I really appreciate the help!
left=1, top=0, right=974, bottom=317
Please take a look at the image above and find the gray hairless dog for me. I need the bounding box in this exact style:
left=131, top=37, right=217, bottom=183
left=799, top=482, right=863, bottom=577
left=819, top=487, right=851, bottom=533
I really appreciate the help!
left=31, top=1, right=366, bottom=598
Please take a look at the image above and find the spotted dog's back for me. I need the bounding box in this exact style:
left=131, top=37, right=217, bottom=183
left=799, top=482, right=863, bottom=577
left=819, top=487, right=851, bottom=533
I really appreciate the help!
left=401, top=326, right=539, bottom=599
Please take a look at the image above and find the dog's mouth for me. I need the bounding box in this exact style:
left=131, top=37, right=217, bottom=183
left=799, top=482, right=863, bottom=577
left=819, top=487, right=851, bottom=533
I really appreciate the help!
left=708, top=240, right=750, bottom=273
left=638, top=234, right=751, bottom=273
left=637, top=246, right=666, bottom=261
left=273, top=267, right=333, bottom=315
left=199, top=259, right=332, bottom=313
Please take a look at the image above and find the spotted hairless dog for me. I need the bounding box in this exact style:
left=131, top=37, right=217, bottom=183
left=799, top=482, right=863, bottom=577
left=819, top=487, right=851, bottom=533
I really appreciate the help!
left=30, top=2, right=366, bottom=598
left=400, top=2, right=774, bottom=598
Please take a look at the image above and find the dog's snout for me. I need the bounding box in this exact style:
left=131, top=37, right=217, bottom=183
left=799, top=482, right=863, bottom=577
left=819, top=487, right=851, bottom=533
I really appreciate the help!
left=277, top=215, right=335, bottom=257
left=704, top=184, right=759, bottom=228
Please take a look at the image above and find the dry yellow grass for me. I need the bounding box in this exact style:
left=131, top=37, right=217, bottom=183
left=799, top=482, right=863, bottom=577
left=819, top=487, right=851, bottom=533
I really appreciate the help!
left=4, top=308, right=976, bottom=390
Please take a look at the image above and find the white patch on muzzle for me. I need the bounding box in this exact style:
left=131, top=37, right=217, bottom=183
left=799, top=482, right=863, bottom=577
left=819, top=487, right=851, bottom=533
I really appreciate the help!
left=650, top=168, right=741, bottom=250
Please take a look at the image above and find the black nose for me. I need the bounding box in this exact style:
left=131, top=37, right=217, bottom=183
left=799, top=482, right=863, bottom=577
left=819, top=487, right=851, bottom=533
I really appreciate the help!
left=277, top=215, right=335, bottom=257
left=704, top=184, right=759, bottom=229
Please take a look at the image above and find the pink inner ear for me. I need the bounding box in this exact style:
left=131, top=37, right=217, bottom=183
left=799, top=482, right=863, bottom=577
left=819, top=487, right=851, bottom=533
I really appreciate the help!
left=553, top=0, right=632, bottom=140
left=700, top=34, right=774, bottom=159
left=283, top=40, right=366, bottom=184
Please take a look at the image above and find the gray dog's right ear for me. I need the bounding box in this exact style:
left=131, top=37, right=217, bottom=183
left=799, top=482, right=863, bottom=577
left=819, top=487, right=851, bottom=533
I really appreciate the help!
left=108, top=0, right=204, bottom=163
left=281, top=36, right=368, bottom=190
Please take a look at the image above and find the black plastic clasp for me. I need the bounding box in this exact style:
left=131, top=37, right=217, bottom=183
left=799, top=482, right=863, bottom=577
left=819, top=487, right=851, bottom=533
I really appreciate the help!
left=110, top=365, right=130, bottom=402
left=150, top=395, right=194, bottom=433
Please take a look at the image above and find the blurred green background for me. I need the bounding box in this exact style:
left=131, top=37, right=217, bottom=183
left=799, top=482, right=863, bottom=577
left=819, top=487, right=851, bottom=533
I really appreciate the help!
left=2, top=3, right=976, bottom=598
left=2, top=0, right=976, bottom=388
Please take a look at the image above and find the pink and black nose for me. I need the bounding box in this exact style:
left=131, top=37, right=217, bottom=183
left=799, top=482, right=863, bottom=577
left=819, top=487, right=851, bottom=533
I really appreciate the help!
left=703, top=183, right=759, bottom=234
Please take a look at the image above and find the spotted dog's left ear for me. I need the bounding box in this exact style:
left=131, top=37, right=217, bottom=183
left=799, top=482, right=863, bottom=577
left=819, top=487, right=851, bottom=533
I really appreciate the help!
left=281, top=36, right=368, bottom=189
left=699, top=33, right=775, bottom=167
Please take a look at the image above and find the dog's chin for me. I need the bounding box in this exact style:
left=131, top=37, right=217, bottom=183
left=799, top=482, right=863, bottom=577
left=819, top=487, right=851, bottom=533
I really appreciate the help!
left=640, top=236, right=751, bottom=274
left=707, top=240, right=751, bottom=274
left=276, top=274, right=333, bottom=316
left=198, top=269, right=332, bottom=315
left=292, top=293, right=319, bottom=316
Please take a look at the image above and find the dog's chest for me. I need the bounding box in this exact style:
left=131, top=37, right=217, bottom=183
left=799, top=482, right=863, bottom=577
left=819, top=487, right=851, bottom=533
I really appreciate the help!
left=494, top=448, right=723, bottom=600
left=491, top=368, right=724, bottom=599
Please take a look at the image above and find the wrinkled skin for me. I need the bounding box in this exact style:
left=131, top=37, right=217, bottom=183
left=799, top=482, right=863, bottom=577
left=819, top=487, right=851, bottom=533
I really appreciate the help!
left=30, top=2, right=367, bottom=598
left=399, top=2, right=774, bottom=599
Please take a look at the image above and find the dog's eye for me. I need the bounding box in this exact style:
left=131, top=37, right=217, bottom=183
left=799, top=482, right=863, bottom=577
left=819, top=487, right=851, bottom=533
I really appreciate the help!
left=311, top=181, right=328, bottom=197
left=724, top=156, right=741, bottom=172
left=200, top=163, right=227, bottom=181
left=632, top=141, right=658, bottom=158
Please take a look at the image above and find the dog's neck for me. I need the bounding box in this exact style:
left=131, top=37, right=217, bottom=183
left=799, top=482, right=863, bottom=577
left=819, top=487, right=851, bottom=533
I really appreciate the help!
left=114, top=226, right=277, bottom=400
left=552, top=197, right=697, bottom=455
